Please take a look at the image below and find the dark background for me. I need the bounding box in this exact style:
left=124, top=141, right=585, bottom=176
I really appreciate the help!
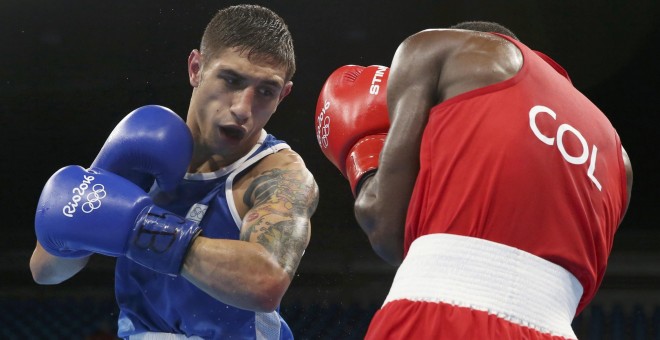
left=1, top=0, right=659, bottom=336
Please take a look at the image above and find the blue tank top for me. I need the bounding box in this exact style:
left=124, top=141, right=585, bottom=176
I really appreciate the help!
left=115, top=131, right=294, bottom=339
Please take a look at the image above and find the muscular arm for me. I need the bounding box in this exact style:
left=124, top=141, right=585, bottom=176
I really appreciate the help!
left=354, top=30, right=521, bottom=265
left=354, top=31, right=449, bottom=265
left=182, top=151, right=318, bottom=312
left=30, top=242, right=90, bottom=284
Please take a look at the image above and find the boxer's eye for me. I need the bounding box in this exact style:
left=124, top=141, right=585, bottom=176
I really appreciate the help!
left=222, top=75, right=240, bottom=86
left=218, top=70, right=244, bottom=88
left=258, top=87, right=275, bottom=98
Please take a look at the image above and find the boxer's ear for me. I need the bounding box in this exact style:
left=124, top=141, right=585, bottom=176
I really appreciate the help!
left=188, top=49, right=203, bottom=87
left=278, top=81, right=293, bottom=103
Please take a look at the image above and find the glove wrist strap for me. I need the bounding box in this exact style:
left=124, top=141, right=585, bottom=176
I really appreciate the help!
left=127, top=205, right=201, bottom=276
left=346, top=134, right=386, bottom=196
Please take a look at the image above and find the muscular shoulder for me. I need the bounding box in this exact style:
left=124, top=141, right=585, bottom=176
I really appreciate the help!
left=233, top=149, right=319, bottom=216
left=441, top=30, right=522, bottom=100
left=400, top=28, right=521, bottom=67
left=252, top=148, right=307, bottom=172
left=247, top=149, right=315, bottom=187
left=394, top=29, right=522, bottom=101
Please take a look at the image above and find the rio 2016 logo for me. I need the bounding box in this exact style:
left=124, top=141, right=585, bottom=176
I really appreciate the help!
left=316, top=100, right=331, bottom=149
left=62, top=175, right=107, bottom=217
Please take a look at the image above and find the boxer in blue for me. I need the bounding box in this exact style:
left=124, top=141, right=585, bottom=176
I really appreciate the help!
left=29, top=5, right=318, bottom=339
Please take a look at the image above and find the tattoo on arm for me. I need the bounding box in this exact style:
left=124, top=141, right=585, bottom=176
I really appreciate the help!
left=240, top=168, right=318, bottom=278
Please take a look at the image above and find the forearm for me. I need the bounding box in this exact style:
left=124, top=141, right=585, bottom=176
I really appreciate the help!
left=356, top=65, right=432, bottom=264
left=181, top=236, right=291, bottom=312
left=354, top=117, right=423, bottom=265
left=30, top=242, right=90, bottom=284
left=354, top=174, right=407, bottom=266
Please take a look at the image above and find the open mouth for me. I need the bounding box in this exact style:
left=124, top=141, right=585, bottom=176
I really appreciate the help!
left=220, top=125, right=246, bottom=141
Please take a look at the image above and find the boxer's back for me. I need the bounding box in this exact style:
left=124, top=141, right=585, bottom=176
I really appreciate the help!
left=405, top=33, right=628, bottom=313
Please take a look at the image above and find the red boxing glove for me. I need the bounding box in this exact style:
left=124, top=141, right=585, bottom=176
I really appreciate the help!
left=315, top=65, right=390, bottom=196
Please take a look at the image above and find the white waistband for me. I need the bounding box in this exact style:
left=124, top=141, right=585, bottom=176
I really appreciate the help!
left=384, top=233, right=583, bottom=339
left=129, top=333, right=203, bottom=340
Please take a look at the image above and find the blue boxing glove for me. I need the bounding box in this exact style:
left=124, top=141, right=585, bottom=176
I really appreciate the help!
left=35, top=165, right=201, bottom=276
left=91, top=105, right=193, bottom=192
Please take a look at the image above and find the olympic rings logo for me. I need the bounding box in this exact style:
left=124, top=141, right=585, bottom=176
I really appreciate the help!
left=186, top=204, right=208, bottom=222
left=63, top=174, right=100, bottom=218
left=81, top=184, right=106, bottom=213
left=316, top=100, right=331, bottom=149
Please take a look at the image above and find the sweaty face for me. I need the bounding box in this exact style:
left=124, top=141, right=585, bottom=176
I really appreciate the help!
left=188, top=47, right=291, bottom=168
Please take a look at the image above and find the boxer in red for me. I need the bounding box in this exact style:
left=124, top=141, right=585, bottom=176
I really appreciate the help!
left=315, top=21, right=632, bottom=339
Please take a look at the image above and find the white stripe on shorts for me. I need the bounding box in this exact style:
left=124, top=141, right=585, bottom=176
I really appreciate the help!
left=383, top=233, right=583, bottom=339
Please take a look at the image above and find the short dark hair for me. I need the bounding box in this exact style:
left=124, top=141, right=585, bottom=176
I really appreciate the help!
left=200, top=4, right=296, bottom=80
left=450, top=21, right=518, bottom=40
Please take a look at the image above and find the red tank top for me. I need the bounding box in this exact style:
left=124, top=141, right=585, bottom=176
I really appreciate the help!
left=404, top=33, right=628, bottom=313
